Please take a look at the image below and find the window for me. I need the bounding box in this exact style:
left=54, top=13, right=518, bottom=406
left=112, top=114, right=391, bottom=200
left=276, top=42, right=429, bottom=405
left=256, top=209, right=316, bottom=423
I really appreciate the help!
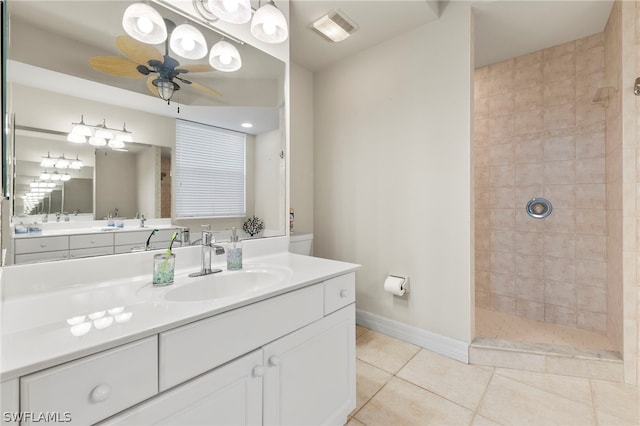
left=175, top=120, right=246, bottom=219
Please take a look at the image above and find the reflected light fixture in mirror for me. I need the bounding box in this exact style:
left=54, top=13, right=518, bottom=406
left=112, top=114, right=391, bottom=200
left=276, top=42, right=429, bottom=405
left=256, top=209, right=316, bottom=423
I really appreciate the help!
left=68, top=116, right=134, bottom=149
left=209, top=40, right=242, bottom=72
left=251, top=1, right=288, bottom=44
left=170, top=23, right=208, bottom=59
left=207, top=0, right=252, bottom=24
left=122, top=2, right=168, bottom=44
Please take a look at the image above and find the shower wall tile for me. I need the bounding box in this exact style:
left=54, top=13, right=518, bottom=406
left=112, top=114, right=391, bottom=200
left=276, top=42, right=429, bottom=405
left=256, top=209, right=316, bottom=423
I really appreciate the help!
left=544, top=103, right=576, bottom=130
left=514, top=135, right=544, bottom=163
left=543, top=185, right=576, bottom=208
left=543, top=53, right=576, bottom=81
left=515, top=254, right=544, bottom=279
left=544, top=280, right=577, bottom=309
left=545, top=304, right=577, bottom=328
left=543, top=209, right=576, bottom=234
left=576, top=184, right=607, bottom=209
left=543, top=78, right=576, bottom=106
left=490, top=272, right=515, bottom=296
left=516, top=299, right=545, bottom=321
left=577, top=310, right=607, bottom=333
left=576, top=210, right=607, bottom=235
left=544, top=233, right=576, bottom=258
left=544, top=256, right=576, bottom=283
left=577, top=285, right=607, bottom=313
left=576, top=234, right=607, bottom=260
left=543, top=134, right=576, bottom=161
left=576, top=157, right=606, bottom=184
left=544, top=160, right=575, bottom=184
left=474, top=32, right=609, bottom=328
left=515, top=231, right=544, bottom=256
left=516, top=276, right=544, bottom=302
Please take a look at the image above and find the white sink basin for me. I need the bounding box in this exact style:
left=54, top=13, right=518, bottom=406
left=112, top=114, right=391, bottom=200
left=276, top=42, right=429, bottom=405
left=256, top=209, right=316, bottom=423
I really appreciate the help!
left=164, top=265, right=293, bottom=302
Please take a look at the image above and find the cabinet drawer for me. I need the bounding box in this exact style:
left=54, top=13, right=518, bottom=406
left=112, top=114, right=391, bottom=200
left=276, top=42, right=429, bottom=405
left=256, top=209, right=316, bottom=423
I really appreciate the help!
left=324, top=273, right=356, bottom=315
left=70, top=246, right=114, bottom=259
left=15, top=250, right=69, bottom=264
left=159, top=284, right=324, bottom=391
left=70, top=233, right=114, bottom=249
left=20, top=336, right=158, bottom=426
left=14, top=236, right=68, bottom=254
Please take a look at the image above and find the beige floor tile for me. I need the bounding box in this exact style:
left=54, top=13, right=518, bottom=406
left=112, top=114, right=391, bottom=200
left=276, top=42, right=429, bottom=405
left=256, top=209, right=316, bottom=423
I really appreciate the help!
left=479, top=374, right=596, bottom=425
left=494, top=367, right=592, bottom=405
left=356, top=331, right=420, bottom=374
left=345, top=417, right=365, bottom=426
left=354, top=377, right=474, bottom=426
left=591, top=380, right=640, bottom=423
left=596, top=409, right=640, bottom=426
left=472, top=414, right=504, bottom=426
left=351, top=360, right=392, bottom=416
left=397, top=349, right=493, bottom=411
left=356, top=325, right=369, bottom=338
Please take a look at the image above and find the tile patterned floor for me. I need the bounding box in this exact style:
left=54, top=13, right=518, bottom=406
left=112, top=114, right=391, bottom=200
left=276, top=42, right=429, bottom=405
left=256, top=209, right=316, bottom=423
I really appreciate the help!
left=347, top=326, right=639, bottom=426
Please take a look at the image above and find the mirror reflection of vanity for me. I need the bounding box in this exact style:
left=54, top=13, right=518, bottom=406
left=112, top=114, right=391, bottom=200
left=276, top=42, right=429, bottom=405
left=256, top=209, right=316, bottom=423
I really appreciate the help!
left=2, top=0, right=288, bottom=265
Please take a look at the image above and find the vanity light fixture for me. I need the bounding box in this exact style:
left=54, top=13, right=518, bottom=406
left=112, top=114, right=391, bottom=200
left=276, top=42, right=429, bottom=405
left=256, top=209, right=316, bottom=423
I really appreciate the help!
left=39, top=170, right=51, bottom=181
left=54, top=155, right=71, bottom=169
left=40, top=152, right=56, bottom=168
left=170, top=23, right=208, bottom=59
left=122, top=2, right=167, bottom=44
left=209, top=39, right=242, bottom=72
left=251, top=0, right=288, bottom=44
left=70, top=155, right=84, bottom=170
left=207, top=0, right=252, bottom=24
left=312, top=9, right=359, bottom=43
left=68, top=116, right=134, bottom=149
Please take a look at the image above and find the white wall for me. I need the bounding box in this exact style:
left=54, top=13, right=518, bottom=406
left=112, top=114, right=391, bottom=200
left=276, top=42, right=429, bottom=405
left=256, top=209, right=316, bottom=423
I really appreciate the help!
left=314, top=2, right=473, bottom=342
left=290, top=63, right=314, bottom=235
left=254, top=129, right=284, bottom=233
left=136, top=146, right=161, bottom=218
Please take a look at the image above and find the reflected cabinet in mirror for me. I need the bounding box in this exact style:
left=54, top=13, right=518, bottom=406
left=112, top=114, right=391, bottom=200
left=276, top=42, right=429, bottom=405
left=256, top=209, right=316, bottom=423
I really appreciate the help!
left=2, top=0, right=287, bottom=263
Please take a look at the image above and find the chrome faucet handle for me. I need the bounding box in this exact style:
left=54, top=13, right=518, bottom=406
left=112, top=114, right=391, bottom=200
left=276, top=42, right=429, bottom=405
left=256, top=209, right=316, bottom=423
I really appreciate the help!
left=202, top=230, right=214, bottom=246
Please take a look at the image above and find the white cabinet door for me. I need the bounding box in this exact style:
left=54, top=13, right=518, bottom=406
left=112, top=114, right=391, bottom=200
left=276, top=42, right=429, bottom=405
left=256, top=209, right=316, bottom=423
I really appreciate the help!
left=101, top=350, right=263, bottom=426
left=263, top=304, right=356, bottom=426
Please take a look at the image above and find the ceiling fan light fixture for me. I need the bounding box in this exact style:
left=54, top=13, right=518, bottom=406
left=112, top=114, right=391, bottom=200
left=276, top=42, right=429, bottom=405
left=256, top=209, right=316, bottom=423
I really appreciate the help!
left=122, top=3, right=167, bottom=44
left=154, top=78, right=180, bottom=101
left=251, top=2, right=288, bottom=44
left=170, top=23, right=208, bottom=60
left=209, top=40, right=242, bottom=72
left=207, top=0, right=251, bottom=24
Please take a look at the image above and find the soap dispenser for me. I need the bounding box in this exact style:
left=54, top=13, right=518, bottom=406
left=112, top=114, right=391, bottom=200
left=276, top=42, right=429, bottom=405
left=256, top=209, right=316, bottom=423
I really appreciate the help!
left=227, top=227, right=243, bottom=270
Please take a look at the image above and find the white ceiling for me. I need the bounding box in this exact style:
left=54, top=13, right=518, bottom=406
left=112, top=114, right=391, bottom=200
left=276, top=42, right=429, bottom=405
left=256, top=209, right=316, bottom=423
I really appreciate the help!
left=290, top=0, right=614, bottom=72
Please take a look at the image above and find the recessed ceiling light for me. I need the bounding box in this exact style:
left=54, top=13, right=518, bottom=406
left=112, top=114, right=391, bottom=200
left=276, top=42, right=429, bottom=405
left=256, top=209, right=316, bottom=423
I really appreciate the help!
left=241, top=122, right=253, bottom=128
left=312, top=9, right=359, bottom=43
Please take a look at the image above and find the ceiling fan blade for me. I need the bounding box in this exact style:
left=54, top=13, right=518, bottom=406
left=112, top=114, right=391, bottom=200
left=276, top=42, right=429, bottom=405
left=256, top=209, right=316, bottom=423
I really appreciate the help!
left=190, top=81, right=223, bottom=98
left=180, top=63, right=214, bottom=73
left=146, top=76, right=159, bottom=97
left=116, top=35, right=163, bottom=65
left=88, top=56, right=143, bottom=77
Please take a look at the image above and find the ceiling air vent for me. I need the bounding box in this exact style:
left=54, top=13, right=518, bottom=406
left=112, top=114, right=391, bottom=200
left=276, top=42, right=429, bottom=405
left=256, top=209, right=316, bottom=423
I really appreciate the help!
left=312, top=9, right=359, bottom=43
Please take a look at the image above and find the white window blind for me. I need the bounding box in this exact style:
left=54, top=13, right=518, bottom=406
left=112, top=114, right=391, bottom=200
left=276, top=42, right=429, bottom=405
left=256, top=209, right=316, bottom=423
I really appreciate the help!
left=175, top=120, right=246, bottom=219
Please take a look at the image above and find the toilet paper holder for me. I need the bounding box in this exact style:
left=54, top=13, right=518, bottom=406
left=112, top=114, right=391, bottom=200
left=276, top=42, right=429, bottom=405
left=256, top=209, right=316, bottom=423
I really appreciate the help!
left=384, top=274, right=409, bottom=296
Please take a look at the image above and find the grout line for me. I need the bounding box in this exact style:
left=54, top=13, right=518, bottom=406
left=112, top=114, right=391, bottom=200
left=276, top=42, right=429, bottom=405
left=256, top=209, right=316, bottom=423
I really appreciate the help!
left=589, top=380, right=600, bottom=426
left=470, top=367, right=500, bottom=425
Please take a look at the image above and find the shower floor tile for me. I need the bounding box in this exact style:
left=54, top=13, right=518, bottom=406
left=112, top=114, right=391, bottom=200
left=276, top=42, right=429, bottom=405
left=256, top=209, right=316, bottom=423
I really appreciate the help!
left=475, top=307, right=615, bottom=351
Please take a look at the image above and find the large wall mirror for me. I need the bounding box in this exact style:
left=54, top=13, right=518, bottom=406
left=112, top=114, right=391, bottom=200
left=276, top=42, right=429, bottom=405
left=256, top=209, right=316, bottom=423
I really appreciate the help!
left=3, top=0, right=287, bottom=258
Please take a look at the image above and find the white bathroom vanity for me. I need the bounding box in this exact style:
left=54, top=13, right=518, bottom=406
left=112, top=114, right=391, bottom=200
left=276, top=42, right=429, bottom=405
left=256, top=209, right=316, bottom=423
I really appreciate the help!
left=0, top=237, right=359, bottom=425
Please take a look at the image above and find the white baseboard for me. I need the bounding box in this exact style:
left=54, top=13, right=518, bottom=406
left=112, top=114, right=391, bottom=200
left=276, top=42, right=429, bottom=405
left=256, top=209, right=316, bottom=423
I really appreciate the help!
left=356, top=309, right=469, bottom=363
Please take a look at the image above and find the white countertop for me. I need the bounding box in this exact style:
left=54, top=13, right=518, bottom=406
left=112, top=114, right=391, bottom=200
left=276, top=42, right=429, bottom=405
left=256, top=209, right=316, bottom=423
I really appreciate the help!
left=0, top=240, right=359, bottom=381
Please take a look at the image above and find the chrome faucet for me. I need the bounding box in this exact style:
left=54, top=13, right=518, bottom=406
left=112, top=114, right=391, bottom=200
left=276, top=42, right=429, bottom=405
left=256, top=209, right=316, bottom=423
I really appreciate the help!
left=140, top=214, right=146, bottom=228
left=189, top=231, right=224, bottom=277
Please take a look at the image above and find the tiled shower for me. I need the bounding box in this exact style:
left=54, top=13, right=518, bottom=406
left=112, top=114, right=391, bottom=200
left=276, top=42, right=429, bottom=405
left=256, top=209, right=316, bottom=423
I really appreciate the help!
left=473, top=12, right=624, bottom=355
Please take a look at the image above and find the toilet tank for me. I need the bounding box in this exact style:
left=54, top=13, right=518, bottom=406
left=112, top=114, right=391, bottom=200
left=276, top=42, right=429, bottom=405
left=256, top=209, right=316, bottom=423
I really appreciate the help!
left=289, top=233, right=313, bottom=256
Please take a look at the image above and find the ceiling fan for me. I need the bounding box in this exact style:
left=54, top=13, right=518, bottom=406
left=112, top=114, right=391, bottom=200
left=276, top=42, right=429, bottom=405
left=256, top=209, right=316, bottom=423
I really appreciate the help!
left=88, top=27, right=222, bottom=103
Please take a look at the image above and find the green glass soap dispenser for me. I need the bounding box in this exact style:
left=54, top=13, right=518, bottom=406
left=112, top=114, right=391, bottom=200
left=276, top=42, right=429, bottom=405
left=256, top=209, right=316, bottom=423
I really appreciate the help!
left=227, top=227, right=243, bottom=270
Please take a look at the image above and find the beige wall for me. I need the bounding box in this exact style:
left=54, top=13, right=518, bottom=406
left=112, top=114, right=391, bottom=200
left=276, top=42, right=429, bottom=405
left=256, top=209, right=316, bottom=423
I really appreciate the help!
left=474, top=33, right=609, bottom=333
left=290, top=63, right=314, bottom=235
left=314, top=2, right=473, bottom=342
left=635, top=0, right=640, bottom=389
